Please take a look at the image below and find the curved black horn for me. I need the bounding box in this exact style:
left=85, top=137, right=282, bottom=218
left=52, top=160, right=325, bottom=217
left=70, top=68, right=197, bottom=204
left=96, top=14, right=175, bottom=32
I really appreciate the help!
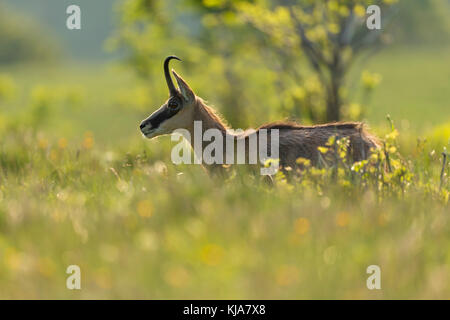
left=164, top=55, right=181, bottom=96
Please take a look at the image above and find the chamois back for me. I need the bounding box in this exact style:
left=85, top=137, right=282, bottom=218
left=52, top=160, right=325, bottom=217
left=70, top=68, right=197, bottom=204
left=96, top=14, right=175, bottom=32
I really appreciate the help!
left=255, top=121, right=380, bottom=168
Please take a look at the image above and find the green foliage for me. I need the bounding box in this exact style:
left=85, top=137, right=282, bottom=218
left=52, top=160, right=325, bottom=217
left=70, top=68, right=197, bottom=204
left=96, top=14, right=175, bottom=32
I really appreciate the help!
left=110, top=0, right=400, bottom=125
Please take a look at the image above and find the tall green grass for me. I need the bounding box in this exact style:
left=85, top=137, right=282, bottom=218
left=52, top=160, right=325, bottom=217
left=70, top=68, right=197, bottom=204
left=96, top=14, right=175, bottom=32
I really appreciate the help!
left=0, top=45, right=449, bottom=299
left=0, top=119, right=448, bottom=299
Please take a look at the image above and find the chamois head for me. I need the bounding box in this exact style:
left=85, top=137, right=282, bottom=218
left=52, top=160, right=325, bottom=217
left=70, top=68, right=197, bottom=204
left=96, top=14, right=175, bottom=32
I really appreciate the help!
left=140, top=56, right=196, bottom=139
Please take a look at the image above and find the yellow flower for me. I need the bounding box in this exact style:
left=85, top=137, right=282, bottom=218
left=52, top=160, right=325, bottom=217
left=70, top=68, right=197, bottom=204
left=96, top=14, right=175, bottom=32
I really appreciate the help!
left=276, top=265, right=300, bottom=286
left=202, top=0, right=223, bottom=8
left=200, top=244, right=224, bottom=266
left=354, top=5, right=366, bottom=18
left=328, top=23, right=340, bottom=34
left=38, top=138, right=48, bottom=149
left=327, top=1, right=339, bottom=11
left=5, top=248, right=22, bottom=270
left=294, top=217, right=310, bottom=235
left=318, top=146, right=329, bottom=154
left=296, top=157, right=311, bottom=167
left=339, top=6, right=350, bottom=17
left=362, top=70, right=382, bottom=89
left=82, top=132, right=94, bottom=149
left=336, top=212, right=350, bottom=227
left=137, top=200, right=153, bottom=218
left=58, top=138, right=68, bottom=149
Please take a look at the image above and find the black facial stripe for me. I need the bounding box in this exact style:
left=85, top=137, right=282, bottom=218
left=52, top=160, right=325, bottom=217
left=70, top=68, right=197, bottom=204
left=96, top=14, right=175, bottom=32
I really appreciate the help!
left=149, top=105, right=181, bottom=129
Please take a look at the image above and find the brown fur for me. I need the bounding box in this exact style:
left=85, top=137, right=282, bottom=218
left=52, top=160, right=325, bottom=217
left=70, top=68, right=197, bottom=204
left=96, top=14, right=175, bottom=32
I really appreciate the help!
left=191, top=98, right=380, bottom=170
left=257, top=120, right=380, bottom=167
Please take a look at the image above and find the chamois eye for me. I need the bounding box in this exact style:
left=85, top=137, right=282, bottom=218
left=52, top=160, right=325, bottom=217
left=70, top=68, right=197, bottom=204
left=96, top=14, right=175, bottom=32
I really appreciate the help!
left=168, top=101, right=178, bottom=109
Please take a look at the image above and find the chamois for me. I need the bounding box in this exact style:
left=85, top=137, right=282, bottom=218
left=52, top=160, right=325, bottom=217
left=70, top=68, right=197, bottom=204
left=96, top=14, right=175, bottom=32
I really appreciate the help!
left=140, top=56, right=380, bottom=173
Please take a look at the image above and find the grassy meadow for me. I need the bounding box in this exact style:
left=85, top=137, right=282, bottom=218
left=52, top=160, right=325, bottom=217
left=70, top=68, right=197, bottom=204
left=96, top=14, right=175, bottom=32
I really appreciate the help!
left=0, top=45, right=449, bottom=299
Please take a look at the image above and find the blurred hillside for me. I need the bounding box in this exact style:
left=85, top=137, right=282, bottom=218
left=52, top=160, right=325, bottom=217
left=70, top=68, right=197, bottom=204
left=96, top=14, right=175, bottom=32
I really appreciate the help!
left=392, top=0, right=450, bottom=45
left=0, top=3, right=60, bottom=64
left=2, top=0, right=117, bottom=62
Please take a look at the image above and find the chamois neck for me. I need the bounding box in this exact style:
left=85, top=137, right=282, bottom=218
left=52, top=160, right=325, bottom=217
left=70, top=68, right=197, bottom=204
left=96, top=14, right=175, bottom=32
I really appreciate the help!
left=184, top=98, right=230, bottom=171
left=192, top=97, right=228, bottom=134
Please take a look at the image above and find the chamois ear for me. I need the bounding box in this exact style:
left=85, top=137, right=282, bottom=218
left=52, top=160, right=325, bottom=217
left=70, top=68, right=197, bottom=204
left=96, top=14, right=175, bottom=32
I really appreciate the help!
left=172, top=70, right=195, bottom=103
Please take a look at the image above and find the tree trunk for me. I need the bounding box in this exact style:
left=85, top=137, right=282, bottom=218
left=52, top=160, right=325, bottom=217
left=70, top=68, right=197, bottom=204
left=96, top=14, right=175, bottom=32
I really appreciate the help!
left=326, top=86, right=340, bottom=122
left=326, top=67, right=343, bottom=122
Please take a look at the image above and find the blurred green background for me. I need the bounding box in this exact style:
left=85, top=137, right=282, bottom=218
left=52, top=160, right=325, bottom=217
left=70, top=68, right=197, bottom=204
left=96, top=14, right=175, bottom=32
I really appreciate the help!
left=2, top=0, right=449, bottom=143
left=0, top=0, right=449, bottom=299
